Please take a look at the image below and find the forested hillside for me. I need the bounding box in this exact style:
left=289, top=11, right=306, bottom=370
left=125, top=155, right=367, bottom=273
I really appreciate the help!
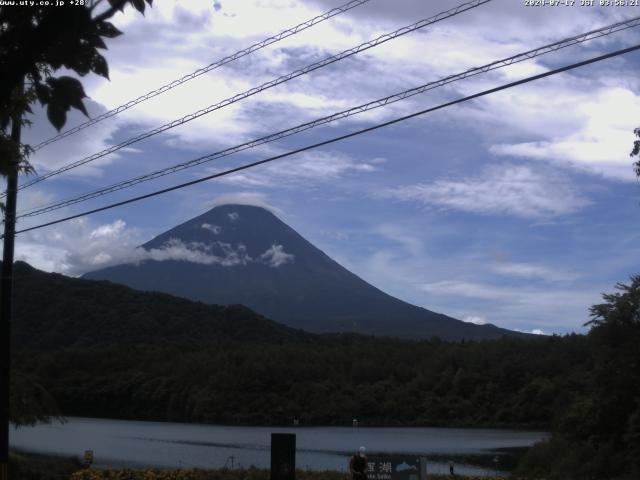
left=12, top=262, right=640, bottom=478
left=11, top=261, right=309, bottom=349
left=15, top=335, right=589, bottom=428
left=9, top=262, right=591, bottom=429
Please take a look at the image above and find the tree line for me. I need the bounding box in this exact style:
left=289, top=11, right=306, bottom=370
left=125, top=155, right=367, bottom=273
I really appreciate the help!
left=9, top=262, right=640, bottom=478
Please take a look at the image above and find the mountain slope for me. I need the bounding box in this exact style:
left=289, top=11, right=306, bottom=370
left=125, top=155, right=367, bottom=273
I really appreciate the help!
left=84, top=204, right=523, bottom=340
left=11, top=261, right=309, bottom=350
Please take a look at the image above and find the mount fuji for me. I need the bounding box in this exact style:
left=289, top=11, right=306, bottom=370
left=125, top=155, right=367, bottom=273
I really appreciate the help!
left=84, top=204, right=522, bottom=340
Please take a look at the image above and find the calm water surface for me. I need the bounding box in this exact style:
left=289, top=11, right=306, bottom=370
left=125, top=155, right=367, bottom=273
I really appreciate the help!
left=10, top=417, right=548, bottom=476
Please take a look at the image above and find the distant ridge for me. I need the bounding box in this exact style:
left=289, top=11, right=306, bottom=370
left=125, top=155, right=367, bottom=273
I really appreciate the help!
left=11, top=261, right=309, bottom=350
left=84, top=204, right=525, bottom=341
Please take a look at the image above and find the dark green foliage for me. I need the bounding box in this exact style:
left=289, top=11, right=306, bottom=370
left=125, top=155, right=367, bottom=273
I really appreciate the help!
left=14, top=336, right=590, bottom=428
left=9, top=372, right=62, bottom=427
left=0, top=0, right=151, bottom=130
left=7, top=260, right=307, bottom=425
left=0, top=0, right=152, bottom=178
left=11, top=261, right=308, bottom=349
left=41, top=77, right=89, bottom=131
left=15, top=262, right=640, bottom=480
left=8, top=261, right=590, bottom=428
left=631, top=127, right=640, bottom=177
left=517, top=276, right=640, bottom=479
left=8, top=451, right=81, bottom=480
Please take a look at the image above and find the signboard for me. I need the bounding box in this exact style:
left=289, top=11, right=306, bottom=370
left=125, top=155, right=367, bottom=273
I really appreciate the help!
left=366, top=455, right=422, bottom=480
left=270, top=433, right=295, bottom=480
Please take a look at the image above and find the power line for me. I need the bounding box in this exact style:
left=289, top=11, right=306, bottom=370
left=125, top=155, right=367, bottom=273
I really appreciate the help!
left=13, top=0, right=492, bottom=194
left=30, top=0, right=373, bottom=151
left=18, top=15, right=640, bottom=219
left=12, top=43, right=640, bottom=237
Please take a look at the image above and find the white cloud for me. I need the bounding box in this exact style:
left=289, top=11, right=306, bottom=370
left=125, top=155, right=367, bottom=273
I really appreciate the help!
left=14, top=242, right=69, bottom=274
left=420, top=280, right=510, bottom=301
left=86, top=0, right=514, bottom=153
left=11, top=211, right=296, bottom=275
left=89, top=219, right=126, bottom=240
left=201, top=223, right=222, bottom=235
left=259, top=244, right=295, bottom=267
left=517, top=328, right=548, bottom=336
left=138, top=238, right=252, bottom=267
left=14, top=219, right=252, bottom=275
left=419, top=279, right=598, bottom=329
left=84, top=0, right=376, bottom=151
left=492, top=262, right=580, bottom=283
left=464, top=315, right=487, bottom=325
left=15, top=188, right=57, bottom=216
left=46, top=0, right=638, bottom=189
left=10, top=0, right=636, bottom=339
left=227, top=212, right=239, bottom=221
left=22, top=100, right=125, bottom=178
left=15, top=218, right=145, bottom=276
left=140, top=240, right=294, bottom=268
left=489, top=88, right=640, bottom=182
left=221, top=150, right=380, bottom=188
left=385, top=164, right=590, bottom=219
left=373, top=224, right=423, bottom=256
left=204, top=192, right=284, bottom=215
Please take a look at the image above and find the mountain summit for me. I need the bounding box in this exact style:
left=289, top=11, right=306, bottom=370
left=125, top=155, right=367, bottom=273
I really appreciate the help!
left=84, top=204, right=520, bottom=340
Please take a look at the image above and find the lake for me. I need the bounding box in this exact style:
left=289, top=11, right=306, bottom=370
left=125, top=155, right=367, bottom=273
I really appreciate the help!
left=10, top=417, right=548, bottom=476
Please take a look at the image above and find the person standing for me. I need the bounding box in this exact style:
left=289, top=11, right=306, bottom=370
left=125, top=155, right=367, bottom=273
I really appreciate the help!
left=349, top=446, right=368, bottom=480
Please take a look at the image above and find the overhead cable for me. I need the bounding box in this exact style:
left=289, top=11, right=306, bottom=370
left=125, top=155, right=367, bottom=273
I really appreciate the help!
left=12, top=43, right=640, bottom=236
left=14, top=0, right=493, bottom=194
left=18, top=14, right=640, bottom=218
left=31, top=0, right=374, bottom=151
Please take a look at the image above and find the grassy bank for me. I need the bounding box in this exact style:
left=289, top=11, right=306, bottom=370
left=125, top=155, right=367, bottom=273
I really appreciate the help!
left=70, top=469, right=515, bottom=480
left=9, top=451, right=82, bottom=480
left=9, top=454, right=520, bottom=480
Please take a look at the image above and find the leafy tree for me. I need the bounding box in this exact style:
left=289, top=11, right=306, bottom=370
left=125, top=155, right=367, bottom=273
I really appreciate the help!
left=517, top=277, right=640, bottom=479
left=1, top=0, right=153, bottom=426
left=0, top=0, right=153, bottom=176
left=587, top=276, right=640, bottom=326
left=9, top=372, right=62, bottom=427
left=631, top=127, right=640, bottom=178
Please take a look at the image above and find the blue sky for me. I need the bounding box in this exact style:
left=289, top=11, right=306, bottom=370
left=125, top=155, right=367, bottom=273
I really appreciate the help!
left=11, top=0, right=640, bottom=335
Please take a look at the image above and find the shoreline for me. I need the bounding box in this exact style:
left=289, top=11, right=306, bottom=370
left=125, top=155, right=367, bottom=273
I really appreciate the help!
left=10, top=451, right=515, bottom=480
left=22, top=415, right=550, bottom=433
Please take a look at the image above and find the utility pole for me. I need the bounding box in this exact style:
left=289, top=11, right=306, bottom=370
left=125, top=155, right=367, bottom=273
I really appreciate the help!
left=0, top=96, right=22, bottom=480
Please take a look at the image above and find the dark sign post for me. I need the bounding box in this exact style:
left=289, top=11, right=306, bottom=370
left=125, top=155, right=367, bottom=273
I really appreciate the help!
left=366, top=456, right=423, bottom=480
left=270, top=433, right=296, bottom=480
